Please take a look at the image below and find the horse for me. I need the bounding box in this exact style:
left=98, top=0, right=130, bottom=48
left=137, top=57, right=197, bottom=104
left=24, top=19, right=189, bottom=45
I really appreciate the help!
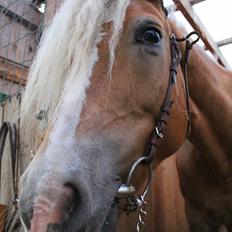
left=17, top=0, right=232, bottom=231
left=169, top=20, right=232, bottom=231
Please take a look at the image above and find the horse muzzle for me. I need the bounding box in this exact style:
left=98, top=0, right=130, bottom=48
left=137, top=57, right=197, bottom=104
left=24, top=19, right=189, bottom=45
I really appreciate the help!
left=20, top=173, right=79, bottom=231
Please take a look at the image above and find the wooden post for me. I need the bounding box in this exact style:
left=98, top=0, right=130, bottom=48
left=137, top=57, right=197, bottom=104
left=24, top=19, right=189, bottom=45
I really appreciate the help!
left=0, top=204, right=6, bottom=231
left=174, top=0, right=230, bottom=69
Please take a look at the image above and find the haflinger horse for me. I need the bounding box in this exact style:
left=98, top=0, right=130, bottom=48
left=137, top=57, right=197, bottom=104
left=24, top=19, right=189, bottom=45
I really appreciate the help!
left=170, top=21, right=232, bottom=231
left=17, top=0, right=232, bottom=231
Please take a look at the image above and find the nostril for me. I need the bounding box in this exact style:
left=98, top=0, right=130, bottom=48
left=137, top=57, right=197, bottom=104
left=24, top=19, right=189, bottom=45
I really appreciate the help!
left=29, top=183, right=80, bottom=231
left=63, top=184, right=79, bottom=220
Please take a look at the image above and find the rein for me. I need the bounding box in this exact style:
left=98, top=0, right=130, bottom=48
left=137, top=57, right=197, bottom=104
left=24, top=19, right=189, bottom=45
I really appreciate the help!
left=115, top=31, right=200, bottom=231
left=177, top=32, right=200, bottom=136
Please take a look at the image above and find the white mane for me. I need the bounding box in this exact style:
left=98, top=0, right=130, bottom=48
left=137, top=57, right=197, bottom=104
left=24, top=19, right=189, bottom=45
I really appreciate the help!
left=20, top=0, right=130, bottom=127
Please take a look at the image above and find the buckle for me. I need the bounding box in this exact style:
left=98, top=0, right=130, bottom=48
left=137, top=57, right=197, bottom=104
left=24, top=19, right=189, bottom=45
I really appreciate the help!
left=155, top=127, right=163, bottom=138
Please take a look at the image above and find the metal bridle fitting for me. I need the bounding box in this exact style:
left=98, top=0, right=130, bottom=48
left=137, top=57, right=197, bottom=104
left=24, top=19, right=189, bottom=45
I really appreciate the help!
left=116, top=156, right=152, bottom=213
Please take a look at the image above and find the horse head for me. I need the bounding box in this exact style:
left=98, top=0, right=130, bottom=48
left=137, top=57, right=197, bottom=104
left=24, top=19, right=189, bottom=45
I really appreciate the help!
left=19, top=0, right=188, bottom=231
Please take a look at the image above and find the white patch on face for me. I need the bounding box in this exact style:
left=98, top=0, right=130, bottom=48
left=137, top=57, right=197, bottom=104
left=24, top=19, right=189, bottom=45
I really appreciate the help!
left=45, top=44, right=100, bottom=163
left=42, top=0, right=130, bottom=164
left=19, top=1, right=132, bottom=229
left=19, top=0, right=131, bottom=168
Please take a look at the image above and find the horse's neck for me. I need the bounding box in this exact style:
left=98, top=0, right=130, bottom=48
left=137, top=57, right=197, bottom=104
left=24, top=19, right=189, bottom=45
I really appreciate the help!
left=184, top=42, right=232, bottom=179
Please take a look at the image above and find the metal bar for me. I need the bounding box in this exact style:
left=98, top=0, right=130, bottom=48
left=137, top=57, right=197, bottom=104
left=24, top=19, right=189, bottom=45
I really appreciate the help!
left=0, top=4, right=38, bottom=31
left=173, top=0, right=230, bottom=69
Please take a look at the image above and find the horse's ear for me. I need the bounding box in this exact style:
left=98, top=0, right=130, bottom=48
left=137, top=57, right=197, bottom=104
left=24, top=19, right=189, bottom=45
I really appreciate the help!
left=147, top=0, right=168, bottom=16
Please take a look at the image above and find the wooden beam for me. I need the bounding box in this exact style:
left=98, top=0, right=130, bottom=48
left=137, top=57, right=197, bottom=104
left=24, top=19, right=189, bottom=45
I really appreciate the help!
left=167, top=0, right=206, bottom=12
left=190, top=0, right=206, bottom=5
left=204, top=37, right=232, bottom=50
left=0, top=58, right=27, bottom=85
left=0, top=0, right=42, bottom=27
left=0, top=4, right=38, bottom=31
left=173, top=0, right=230, bottom=69
left=217, top=37, right=232, bottom=48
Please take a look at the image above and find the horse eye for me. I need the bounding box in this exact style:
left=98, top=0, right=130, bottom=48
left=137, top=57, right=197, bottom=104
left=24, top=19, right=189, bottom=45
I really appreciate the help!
left=143, top=29, right=161, bottom=44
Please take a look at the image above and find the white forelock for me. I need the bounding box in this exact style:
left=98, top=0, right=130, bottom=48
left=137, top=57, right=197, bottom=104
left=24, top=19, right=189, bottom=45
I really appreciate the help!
left=20, top=0, right=130, bottom=129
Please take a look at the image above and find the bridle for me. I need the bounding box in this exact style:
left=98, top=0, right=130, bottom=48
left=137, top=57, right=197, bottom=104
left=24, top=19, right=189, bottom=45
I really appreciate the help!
left=115, top=31, right=200, bottom=231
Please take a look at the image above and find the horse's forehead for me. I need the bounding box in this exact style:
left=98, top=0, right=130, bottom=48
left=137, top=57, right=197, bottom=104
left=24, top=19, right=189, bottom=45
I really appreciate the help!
left=126, top=0, right=165, bottom=23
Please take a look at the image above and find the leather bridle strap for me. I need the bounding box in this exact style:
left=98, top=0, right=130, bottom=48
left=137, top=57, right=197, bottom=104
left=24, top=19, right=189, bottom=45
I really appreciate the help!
left=144, top=34, right=181, bottom=164
left=144, top=31, right=200, bottom=164
left=0, top=122, right=18, bottom=204
left=176, top=31, right=200, bottom=136
left=116, top=32, right=200, bottom=216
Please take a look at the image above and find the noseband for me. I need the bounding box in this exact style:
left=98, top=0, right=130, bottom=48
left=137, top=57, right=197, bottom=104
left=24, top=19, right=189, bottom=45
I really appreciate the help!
left=115, top=31, right=200, bottom=231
